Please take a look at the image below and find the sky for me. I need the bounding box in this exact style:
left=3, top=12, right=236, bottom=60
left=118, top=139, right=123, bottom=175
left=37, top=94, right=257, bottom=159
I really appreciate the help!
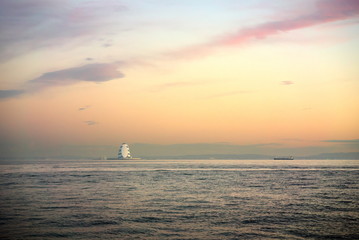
left=0, top=0, right=358, bottom=158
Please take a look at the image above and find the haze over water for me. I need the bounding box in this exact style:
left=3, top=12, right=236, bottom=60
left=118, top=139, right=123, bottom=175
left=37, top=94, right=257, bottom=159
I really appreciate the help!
left=1, top=159, right=358, bottom=239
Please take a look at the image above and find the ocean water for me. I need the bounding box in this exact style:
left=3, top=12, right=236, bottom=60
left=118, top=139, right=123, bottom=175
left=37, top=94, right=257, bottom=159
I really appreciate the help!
left=0, top=159, right=358, bottom=240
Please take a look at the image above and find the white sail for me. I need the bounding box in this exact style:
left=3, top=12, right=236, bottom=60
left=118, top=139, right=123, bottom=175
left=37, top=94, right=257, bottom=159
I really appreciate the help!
left=118, top=143, right=131, bottom=159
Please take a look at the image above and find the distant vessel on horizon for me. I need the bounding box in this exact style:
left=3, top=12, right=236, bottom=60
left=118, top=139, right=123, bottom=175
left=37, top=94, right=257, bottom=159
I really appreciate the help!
left=117, top=143, right=140, bottom=160
left=274, top=156, right=294, bottom=160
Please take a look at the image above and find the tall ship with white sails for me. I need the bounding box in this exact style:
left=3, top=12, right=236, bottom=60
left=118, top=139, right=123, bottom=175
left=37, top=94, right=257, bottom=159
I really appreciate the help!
left=117, top=143, right=140, bottom=160
left=118, top=143, right=131, bottom=159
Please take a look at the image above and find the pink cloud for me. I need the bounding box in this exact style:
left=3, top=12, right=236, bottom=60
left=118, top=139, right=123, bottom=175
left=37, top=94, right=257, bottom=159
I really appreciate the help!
left=172, top=0, right=359, bottom=58
left=281, top=81, right=294, bottom=85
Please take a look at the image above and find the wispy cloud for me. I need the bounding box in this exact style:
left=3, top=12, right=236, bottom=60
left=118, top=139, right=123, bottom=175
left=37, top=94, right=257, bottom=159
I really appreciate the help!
left=0, top=90, right=24, bottom=99
left=171, top=0, right=359, bottom=58
left=27, top=63, right=124, bottom=91
left=102, top=43, right=113, bottom=48
left=84, top=120, right=98, bottom=126
left=0, top=62, right=125, bottom=100
left=322, top=139, right=359, bottom=143
left=79, top=105, right=91, bottom=111
left=281, top=81, right=294, bottom=85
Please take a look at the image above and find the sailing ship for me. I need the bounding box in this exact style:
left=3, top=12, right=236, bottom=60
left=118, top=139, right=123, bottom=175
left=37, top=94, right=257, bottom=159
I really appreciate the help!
left=117, top=143, right=140, bottom=160
left=118, top=143, right=131, bottom=159
left=274, top=156, right=294, bottom=160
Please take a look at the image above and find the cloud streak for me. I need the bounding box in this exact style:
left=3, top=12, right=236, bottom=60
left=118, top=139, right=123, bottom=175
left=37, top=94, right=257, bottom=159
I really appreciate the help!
left=323, top=139, right=359, bottom=143
left=79, top=105, right=91, bottom=111
left=172, top=0, right=359, bottom=58
left=281, top=81, right=294, bottom=85
left=0, top=62, right=125, bottom=99
left=0, top=90, right=24, bottom=99
left=27, top=63, right=125, bottom=91
left=84, top=120, right=98, bottom=126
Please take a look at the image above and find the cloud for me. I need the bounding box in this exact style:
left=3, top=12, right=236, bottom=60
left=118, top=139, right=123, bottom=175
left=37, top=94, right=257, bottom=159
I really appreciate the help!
left=322, top=139, right=359, bottom=143
left=0, top=0, right=127, bottom=61
left=102, top=43, right=112, bottom=48
left=84, top=120, right=98, bottom=126
left=281, top=81, right=294, bottom=85
left=171, top=0, right=359, bottom=58
left=26, top=63, right=125, bottom=91
left=79, top=105, right=91, bottom=111
left=0, top=62, right=125, bottom=99
left=0, top=89, right=24, bottom=99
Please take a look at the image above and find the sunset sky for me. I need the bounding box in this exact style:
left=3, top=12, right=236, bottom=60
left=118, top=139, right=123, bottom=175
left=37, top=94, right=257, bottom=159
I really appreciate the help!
left=0, top=0, right=358, bottom=158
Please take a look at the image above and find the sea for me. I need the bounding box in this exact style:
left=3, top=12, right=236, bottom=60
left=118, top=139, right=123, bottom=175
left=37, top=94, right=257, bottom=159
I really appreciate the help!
left=0, top=159, right=358, bottom=240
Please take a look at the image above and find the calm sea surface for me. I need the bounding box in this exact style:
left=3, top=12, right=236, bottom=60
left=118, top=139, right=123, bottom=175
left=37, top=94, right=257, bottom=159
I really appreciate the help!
left=0, top=159, right=358, bottom=239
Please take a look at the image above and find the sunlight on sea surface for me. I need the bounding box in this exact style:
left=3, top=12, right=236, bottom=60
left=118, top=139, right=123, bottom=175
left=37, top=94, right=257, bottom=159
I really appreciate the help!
left=1, top=159, right=358, bottom=239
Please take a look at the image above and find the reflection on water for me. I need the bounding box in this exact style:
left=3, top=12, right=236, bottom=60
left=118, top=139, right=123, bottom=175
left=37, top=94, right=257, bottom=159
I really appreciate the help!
left=1, top=159, right=358, bottom=239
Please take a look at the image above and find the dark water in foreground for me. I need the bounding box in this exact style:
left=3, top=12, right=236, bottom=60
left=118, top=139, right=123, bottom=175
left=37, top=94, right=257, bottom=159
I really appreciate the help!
left=0, top=159, right=358, bottom=239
